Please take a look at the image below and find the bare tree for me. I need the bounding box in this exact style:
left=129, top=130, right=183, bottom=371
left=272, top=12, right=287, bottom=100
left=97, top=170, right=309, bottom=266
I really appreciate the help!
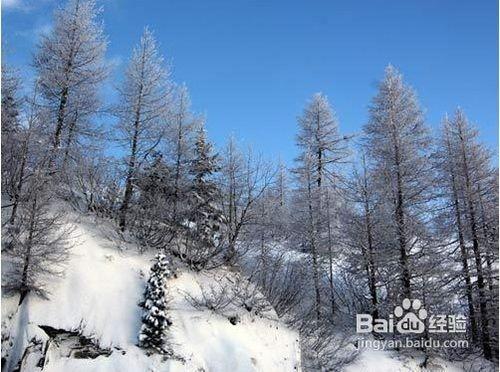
left=60, top=85, right=104, bottom=172
left=166, top=85, right=199, bottom=230
left=115, top=28, right=172, bottom=231
left=293, top=153, right=323, bottom=320
left=2, top=167, right=73, bottom=304
left=293, top=93, right=350, bottom=320
left=363, top=65, right=433, bottom=300
left=1, top=64, right=21, bottom=195
left=243, top=248, right=308, bottom=318
left=434, top=115, right=478, bottom=343
left=219, top=138, right=275, bottom=263
left=342, top=153, right=380, bottom=321
left=34, top=0, right=108, bottom=170
left=5, top=86, right=40, bottom=226
left=2, top=65, right=23, bottom=222
left=442, top=108, right=497, bottom=360
left=72, top=149, right=117, bottom=214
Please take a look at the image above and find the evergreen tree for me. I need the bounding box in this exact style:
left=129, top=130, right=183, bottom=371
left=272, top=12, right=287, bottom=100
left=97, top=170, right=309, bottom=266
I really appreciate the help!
left=139, top=253, right=174, bottom=354
left=184, top=127, right=225, bottom=269
left=134, top=153, right=173, bottom=250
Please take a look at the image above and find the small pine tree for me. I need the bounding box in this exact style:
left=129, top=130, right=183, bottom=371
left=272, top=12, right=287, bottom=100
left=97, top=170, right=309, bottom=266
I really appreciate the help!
left=139, top=253, right=173, bottom=354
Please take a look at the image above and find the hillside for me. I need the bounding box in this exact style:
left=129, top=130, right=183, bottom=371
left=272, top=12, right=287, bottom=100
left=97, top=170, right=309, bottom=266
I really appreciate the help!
left=1, top=211, right=301, bottom=372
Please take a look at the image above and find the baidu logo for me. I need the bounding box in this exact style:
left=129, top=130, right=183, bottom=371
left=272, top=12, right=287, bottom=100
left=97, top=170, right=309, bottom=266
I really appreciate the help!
left=356, top=298, right=466, bottom=335
left=393, top=298, right=427, bottom=333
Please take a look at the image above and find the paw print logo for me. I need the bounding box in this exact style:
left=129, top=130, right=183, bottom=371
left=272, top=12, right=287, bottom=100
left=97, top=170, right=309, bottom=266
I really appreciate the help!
left=394, top=298, right=427, bottom=334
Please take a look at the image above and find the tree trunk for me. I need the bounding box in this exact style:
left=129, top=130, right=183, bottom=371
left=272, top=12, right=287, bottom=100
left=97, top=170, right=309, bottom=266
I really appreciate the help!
left=118, top=44, right=146, bottom=232
left=172, top=108, right=185, bottom=224
left=19, top=196, right=37, bottom=305
left=49, top=86, right=69, bottom=169
left=306, top=165, right=321, bottom=320
left=445, top=134, right=478, bottom=343
left=62, top=110, right=79, bottom=171
left=361, top=178, right=379, bottom=320
left=119, top=122, right=139, bottom=231
left=451, top=173, right=478, bottom=343
left=394, top=140, right=411, bottom=299
left=476, top=184, right=497, bottom=295
left=459, top=132, right=492, bottom=360
left=9, top=87, right=38, bottom=225
left=325, top=190, right=335, bottom=317
left=9, top=134, right=29, bottom=225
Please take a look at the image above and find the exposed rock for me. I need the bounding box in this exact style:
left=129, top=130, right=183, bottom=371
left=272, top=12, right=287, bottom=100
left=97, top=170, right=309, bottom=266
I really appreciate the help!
left=39, top=325, right=112, bottom=361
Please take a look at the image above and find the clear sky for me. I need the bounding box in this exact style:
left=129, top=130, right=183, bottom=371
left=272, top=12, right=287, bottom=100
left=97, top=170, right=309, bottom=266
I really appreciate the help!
left=2, top=0, right=498, bottom=165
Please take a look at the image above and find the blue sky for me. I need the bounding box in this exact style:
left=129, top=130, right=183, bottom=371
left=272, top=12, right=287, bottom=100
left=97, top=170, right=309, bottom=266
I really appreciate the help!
left=2, top=0, right=498, bottom=165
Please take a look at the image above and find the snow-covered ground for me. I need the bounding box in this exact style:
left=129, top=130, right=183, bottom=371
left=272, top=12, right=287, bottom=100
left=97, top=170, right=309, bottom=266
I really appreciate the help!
left=2, top=212, right=300, bottom=372
left=2, top=210, right=497, bottom=372
left=344, top=347, right=497, bottom=372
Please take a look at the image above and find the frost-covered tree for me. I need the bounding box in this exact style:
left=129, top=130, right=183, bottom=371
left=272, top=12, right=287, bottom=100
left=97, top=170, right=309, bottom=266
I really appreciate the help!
left=4, top=85, right=40, bottom=226
left=296, top=93, right=349, bottom=191
left=1, top=65, right=22, bottom=216
left=292, top=93, right=349, bottom=320
left=219, top=137, right=275, bottom=263
left=60, top=85, right=103, bottom=171
left=363, top=65, right=433, bottom=301
left=128, top=85, right=198, bottom=249
left=116, top=28, right=172, bottom=231
left=437, top=108, right=498, bottom=360
left=261, top=159, right=291, bottom=242
left=33, top=0, right=107, bottom=169
left=139, top=253, right=174, bottom=354
left=1, top=64, right=21, bottom=143
left=434, top=115, right=478, bottom=343
left=2, top=167, right=73, bottom=304
left=219, top=137, right=244, bottom=261
left=71, top=149, right=117, bottom=214
left=292, top=153, right=323, bottom=320
left=133, top=152, right=173, bottom=250
left=182, top=127, right=225, bottom=269
left=341, top=153, right=381, bottom=321
left=167, top=85, right=199, bottom=228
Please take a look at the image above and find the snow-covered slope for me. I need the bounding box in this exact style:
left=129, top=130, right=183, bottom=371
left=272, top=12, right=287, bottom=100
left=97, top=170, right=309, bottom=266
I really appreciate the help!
left=2, top=212, right=301, bottom=372
left=4, top=210, right=495, bottom=372
left=344, top=348, right=484, bottom=372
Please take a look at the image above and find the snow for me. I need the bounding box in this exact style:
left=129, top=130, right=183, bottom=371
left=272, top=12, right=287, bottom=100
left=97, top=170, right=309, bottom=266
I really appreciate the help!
left=344, top=347, right=498, bottom=372
left=42, top=347, right=180, bottom=372
left=2, top=211, right=301, bottom=371
left=169, top=270, right=301, bottom=371
left=345, top=348, right=412, bottom=372
left=23, top=221, right=147, bottom=348
left=3, top=209, right=495, bottom=371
